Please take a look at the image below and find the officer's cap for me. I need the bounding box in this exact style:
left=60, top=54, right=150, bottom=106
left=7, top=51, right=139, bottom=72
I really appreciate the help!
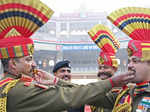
left=53, top=60, right=71, bottom=73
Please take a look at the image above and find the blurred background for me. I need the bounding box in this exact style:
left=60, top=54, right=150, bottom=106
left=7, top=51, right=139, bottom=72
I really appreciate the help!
left=0, top=0, right=149, bottom=84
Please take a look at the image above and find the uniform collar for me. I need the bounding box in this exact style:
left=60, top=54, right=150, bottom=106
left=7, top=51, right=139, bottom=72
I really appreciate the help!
left=2, top=73, right=19, bottom=79
left=3, top=73, right=33, bottom=82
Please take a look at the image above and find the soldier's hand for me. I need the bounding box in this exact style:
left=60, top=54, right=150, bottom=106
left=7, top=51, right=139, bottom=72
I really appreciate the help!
left=33, top=69, right=58, bottom=85
left=110, top=71, right=135, bottom=87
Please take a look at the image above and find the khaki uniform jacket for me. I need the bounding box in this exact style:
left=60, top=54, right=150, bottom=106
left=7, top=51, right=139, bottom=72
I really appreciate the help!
left=91, top=86, right=150, bottom=112
left=90, top=88, right=121, bottom=112
left=54, top=81, right=85, bottom=112
left=0, top=74, right=112, bottom=112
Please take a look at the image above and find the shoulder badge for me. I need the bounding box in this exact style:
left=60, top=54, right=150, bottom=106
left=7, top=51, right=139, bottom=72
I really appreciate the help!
left=0, top=78, right=19, bottom=112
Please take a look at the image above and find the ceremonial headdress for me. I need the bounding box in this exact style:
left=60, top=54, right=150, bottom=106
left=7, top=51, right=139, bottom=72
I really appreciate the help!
left=88, top=24, right=120, bottom=68
left=0, top=0, right=54, bottom=59
left=108, top=7, right=150, bottom=61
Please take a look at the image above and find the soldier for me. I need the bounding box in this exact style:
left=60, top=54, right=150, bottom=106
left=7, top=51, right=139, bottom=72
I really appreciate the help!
left=88, top=24, right=121, bottom=112
left=0, top=0, right=135, bottom=112
left=53, top=60, right=72, bottom=82
left=85, top=7, right=150, bottom=112
left=107, top=7, right=150, bottom=112
left=53, top=60, right=85, bottom=112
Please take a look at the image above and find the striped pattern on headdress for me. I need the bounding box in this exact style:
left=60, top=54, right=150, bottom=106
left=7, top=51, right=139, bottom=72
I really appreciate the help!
left=88, top=24, right=120, bottom=68
left=0, top=0, right=54, bottom=59
left=108, top=7, right=150, bottom=61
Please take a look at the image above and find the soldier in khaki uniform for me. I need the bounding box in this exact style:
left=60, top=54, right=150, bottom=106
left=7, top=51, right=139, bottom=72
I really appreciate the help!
left=83, top=7, right=150, bottom=112
left=0, top=0, right=135, bottom=112
left=88, top=24, right=121, bottom=112
left=53, top=60, right=85, bottom=112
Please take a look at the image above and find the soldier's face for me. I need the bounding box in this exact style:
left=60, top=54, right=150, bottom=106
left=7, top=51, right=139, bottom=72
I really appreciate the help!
left=14, top=55, right=37, bottom=76
left=97, top=64, right=116, bottom=80
left=128, top=56, right=150, bottom=83
left=54, top=67, right=71, bottom=81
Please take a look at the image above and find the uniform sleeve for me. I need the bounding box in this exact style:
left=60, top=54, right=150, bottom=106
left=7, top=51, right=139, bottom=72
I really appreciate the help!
left=58, top=80, right=117, bottom=110
left=89, top=89, right=118, bottom=111
left=56, top=79, right=78, bottom=87
left=7, top=79, right=112, bottom=112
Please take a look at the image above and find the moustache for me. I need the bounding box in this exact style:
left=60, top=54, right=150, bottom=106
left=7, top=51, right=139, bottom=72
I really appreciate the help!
left=97, top=72, right=112, bottom=78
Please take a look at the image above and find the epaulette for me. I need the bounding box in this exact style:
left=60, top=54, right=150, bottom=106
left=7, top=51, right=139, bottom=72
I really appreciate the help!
left=0, top=77, right=19, bottom=112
